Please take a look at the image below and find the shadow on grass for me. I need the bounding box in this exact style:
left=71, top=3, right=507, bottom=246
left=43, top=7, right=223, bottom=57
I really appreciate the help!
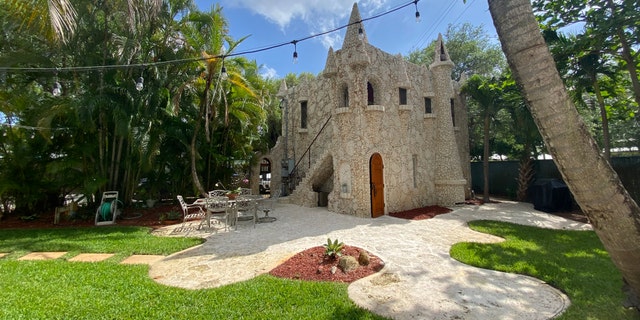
left=450, top=220, right=638, bottom=319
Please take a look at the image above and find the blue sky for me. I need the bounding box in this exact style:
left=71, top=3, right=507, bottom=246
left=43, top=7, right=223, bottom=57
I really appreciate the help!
left=194, top=0, right=498, bottom=79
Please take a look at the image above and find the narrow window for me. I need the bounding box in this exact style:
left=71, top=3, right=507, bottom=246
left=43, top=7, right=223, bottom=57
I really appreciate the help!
left=424, top=97, right=432, bottom=114
left=412, top=154, right=418, bottom=188
left=450, top=98, right=455, bottom=126
left=399, top=88, right=407, bottom=105
left=367, top=82, right=375, bottom=105
left=300, top=101, right=307, bottom=129
left=342, top=86, right=349, bottom=108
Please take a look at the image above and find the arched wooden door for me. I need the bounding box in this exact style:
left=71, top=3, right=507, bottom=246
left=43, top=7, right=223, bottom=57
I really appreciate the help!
left=370, top=153, right=385, bottom=218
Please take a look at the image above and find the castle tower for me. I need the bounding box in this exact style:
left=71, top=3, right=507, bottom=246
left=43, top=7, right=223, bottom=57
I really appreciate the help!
left=429, top=34, right=466, bottom=205
left=270, top=4, right=468, bottom=217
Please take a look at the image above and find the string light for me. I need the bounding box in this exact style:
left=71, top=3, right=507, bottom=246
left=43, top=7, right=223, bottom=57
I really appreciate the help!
left=292, top=41, right=298, bottom=64
left=358, top=26, right=364, bottom=40
left=221, top=59, right=228, bottom=80
left=0, top=0, right=422, bottom=78
left=52, top=81, right=62, bottom=96
left=135, top=76, right=144, bottom=91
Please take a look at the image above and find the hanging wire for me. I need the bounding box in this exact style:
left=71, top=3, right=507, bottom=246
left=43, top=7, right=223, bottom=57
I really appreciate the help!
left=0, top=0, right=422, bottom=74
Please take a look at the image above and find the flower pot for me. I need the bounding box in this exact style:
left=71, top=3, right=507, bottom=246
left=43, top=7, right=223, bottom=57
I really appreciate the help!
left=227, top=194, right=238, bottom=200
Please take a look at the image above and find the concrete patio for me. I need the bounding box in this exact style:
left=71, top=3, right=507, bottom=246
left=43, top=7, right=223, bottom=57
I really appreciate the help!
left=149, top=200, right=592, bottom=320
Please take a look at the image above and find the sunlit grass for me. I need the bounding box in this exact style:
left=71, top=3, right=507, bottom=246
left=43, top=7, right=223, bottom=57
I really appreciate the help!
left=450, top=220, right=639, bottom=319
left=0, top=226, right=202, bottom=260
left=0, top=227, right=387, bottom=319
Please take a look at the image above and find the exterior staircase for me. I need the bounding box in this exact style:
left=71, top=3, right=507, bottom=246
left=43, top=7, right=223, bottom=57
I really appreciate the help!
left=288, top=146, right=333, bottom=207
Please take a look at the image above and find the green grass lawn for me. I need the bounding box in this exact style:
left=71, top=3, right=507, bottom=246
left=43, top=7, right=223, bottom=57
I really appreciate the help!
left=450, top=220, right=640, bottom=320
left=0, top=226, right=387, bottom=319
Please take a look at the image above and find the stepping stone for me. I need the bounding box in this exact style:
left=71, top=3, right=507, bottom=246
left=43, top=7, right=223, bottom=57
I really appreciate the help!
left=18, top=252, right=67, bottom=260
left=120, top=255, right=165, bottom=265
left=68, top=253, right=115, bottom=262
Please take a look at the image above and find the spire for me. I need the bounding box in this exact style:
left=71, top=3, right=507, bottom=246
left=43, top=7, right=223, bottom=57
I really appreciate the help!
left=429, top=33, right=454, bottom=70
left=342, top=3, right=367, bottom=50
left=323, top=47, right=338, bottom=78
left=276, top=80, right=288, bottom=98
left=434, top=33, right=450, bottom=62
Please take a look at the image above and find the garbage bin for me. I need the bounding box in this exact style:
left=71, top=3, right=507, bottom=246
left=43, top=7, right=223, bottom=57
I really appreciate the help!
left=530, top=179, right=572, bottom=213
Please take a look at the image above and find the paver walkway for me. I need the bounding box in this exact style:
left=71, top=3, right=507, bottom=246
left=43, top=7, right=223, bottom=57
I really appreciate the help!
left=10, top=252, right=164, bottom=265
left=149, top=200, right=591, bottom=320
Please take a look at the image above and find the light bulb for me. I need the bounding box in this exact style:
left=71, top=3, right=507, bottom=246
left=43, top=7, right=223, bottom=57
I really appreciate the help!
left=136, top=77, right=144, bottom=91
left=221, top=66, right=228, bottom=80
left=52, top=82, right=62, bottom=96
left=415, top=11, right=421, bottom=23
left=358, top=27, right=364, bottom=40
left=293, top=51, right=298, bottom=64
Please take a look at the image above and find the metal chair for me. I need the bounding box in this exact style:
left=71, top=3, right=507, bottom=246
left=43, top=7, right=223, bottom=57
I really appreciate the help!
left=258, top=190, right=279, bottom=223
left=206, top=196, right=231, bottom=232
left=234, top=196, right=257, bottom=229
left=208, top=189, right=228, bottom=197
left=176, top=195, right=206, bottom=229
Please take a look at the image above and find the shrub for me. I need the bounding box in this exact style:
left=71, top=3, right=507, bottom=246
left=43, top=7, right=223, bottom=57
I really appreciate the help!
left=323, top=238, right=344, bottom=259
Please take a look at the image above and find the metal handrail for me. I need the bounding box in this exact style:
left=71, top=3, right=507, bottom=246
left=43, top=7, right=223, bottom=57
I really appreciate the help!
left=289, top=115, right=332, bottom=185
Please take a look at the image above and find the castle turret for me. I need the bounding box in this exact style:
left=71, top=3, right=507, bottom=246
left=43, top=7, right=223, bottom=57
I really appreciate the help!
left=429, top=34, right=466, bottom=205
left=343, top=3, right=370, bottom=68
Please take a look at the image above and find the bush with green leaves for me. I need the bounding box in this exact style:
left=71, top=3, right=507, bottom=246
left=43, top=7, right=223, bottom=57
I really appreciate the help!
left=323, top=238, right=344, bottom=259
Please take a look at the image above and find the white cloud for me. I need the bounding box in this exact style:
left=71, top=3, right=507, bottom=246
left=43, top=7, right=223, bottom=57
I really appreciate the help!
left=222, top=0, right=389, bottom=49
left=259, top=65, right=278, bottom=79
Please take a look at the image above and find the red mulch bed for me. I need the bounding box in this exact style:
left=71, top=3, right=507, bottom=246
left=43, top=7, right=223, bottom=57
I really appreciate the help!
left=269, top=245, right=384, bottom=283
left=0, top=203, right=179, bottom=230
left=389, top=205, right=452, bottom=220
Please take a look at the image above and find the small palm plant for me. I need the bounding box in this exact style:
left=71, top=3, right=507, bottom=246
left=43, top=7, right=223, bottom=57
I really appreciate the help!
left=323, top=238, right=344, bottom=259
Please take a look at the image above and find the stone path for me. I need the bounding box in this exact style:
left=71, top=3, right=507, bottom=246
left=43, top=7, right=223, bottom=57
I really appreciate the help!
left=8, top=251, right=165, bottom=265
left=149, top=200, right=591, bottom=320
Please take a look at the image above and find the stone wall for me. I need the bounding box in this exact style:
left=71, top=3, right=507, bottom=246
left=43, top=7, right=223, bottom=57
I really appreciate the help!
left=266, top=3, right=468, bottom=218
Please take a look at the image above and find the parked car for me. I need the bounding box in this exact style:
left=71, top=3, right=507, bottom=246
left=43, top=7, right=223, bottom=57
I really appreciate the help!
left=259, top=179, right=270, bottom=194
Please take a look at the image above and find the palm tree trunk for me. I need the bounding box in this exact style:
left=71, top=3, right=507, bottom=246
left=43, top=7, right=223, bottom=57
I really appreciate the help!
left=190, top=121, right=207, bottom=197
left=483, top=112, right=491, bottom=202
left=592, top=77, right=611, bottom=160
left=488, top=0, right=640, bottom=305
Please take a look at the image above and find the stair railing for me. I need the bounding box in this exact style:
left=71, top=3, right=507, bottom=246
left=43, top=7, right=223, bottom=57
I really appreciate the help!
left=289, top=115, right=332, bottom=190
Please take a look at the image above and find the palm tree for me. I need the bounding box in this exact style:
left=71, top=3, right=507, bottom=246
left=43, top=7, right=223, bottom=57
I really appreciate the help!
left=487, top=0, right=640, bottom=306
left=463, top=75, right=504, bottom=202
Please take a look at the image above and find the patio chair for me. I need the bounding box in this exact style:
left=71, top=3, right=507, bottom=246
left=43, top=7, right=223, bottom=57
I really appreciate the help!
left=206, top=196, right=231, bottom=232
left=258, top=189, right=279, bottom=223
left=176, top=195, right=206, bottom=229
left=208, top=189, right=228, bottom=197
left=234, top=196, right=257, bottom=229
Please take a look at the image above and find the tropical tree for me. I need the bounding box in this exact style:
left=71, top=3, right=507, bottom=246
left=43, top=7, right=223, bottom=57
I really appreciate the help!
left=533, top=0, right=640, bottom=110
left=407, top=23, right=505, bottom=80
left=486, top=0, right=640, bottom=307
left=463, top=75, right=504, bottom=202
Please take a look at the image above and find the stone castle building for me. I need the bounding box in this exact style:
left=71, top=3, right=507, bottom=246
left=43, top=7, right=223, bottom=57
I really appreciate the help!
left=256, top=3, right=470, bottom=218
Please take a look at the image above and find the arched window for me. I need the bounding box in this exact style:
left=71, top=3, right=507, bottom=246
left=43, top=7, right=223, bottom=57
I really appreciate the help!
left=367, top=82, right=375, bottom=105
